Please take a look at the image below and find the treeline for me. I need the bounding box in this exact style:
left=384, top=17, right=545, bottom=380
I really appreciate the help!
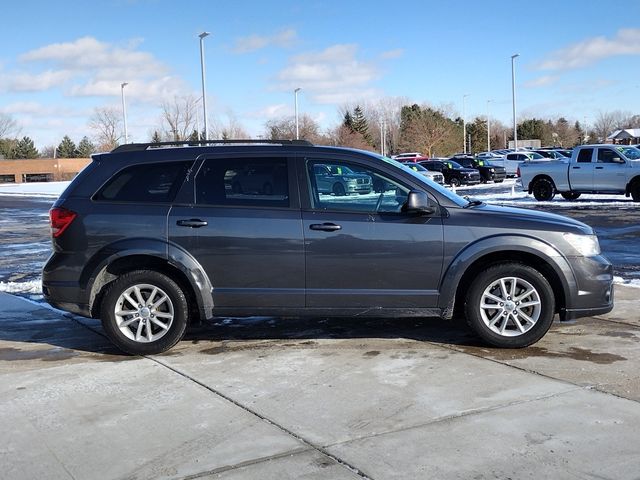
left=1, top=98, right=639, bottom=159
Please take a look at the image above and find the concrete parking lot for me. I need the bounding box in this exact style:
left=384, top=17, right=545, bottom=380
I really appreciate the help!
left=1, top=285, right=639, bottom=479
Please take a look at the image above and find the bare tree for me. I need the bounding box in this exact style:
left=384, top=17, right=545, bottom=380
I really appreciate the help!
left=592, top=110, right=633, bottom=142
left=361, top=97, right=409, bottom=155
left=209, top=110, right=250, bottom=140
left=89, top=107, right=122, bottom=151
left=0, top=113, right=20, bottom=139
left=264, top=114, right=324, bottom=142
left=160, top=95, right=199, bottom=141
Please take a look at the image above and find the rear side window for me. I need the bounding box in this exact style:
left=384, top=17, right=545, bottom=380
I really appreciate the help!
left=577, top=149, right=593, bottom=163
left=94, top=161, right=191, bottom=203
left=196, top=157, right=289, bottom=208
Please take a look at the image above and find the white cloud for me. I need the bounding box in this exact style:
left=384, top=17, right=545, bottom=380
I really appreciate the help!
left=232, top=28, right=297, bottom=53
left=246, top=103, right=290, bottom=119
left=274, top=44, right=379, bottom=105
left=537, top=28, right=640, bottom=71
left=3, top=36, right=188, bottom=102
left=524, top=75, right=559, bottom=88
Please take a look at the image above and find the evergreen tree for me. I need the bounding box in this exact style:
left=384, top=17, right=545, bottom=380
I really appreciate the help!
left=187, top=129, right=200, bottom=142
left=342, top=111, right=354, bottom=130
left=76, top=136, right=96, bottom=157
left=151, top=131, right=162, bottom=143
left=13, top=136, right=39, bottom=159
left=350, top=106, right=371, bottom=142
left=57, top=135, right=77, bottom=158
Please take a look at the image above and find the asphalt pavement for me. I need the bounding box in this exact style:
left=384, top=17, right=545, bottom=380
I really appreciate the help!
left=1, top=285, right=639, bottom=479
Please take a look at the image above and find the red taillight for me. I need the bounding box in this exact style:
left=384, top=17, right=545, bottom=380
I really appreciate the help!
left=516, top=166, right=521, bottom=177
left=50, top=207, right=77, bottom=238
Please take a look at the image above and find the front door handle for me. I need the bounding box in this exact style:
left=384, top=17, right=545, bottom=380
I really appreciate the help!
left=572, top=166, right=581, bottom=169
left=309, top=223, right=342, bottom=232
left=595, top=166, right=604, bottom=169
left=177, top=219, right=208, bottom=228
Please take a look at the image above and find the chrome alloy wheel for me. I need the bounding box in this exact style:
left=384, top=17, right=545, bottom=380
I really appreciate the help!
left=479, top=277, right=541, bottom=337
left=114, top=284, right=174, bottom=343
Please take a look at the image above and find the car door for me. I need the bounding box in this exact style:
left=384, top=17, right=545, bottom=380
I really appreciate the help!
left=570, top=148, right=595, bottom=190
left=300, top=156, right=444, bottom=309
left=595, top=147, right=628, bottom=191
left=168, top=154, right=304, bottom=309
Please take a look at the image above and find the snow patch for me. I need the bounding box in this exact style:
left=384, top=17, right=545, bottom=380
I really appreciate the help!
left=613, top=276, right=640, bottom=289
left=0, top=280, right=42, bottom=294
left=0, top=181, right=70, bottom=198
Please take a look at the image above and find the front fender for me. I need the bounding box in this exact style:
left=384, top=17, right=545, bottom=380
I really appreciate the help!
left=437, top=234, right=578, bottom=318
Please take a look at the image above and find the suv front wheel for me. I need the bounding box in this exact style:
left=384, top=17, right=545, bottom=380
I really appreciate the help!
left=101, top=270, right=189, bottom=355
left=464, top=263, right=555, bottom=348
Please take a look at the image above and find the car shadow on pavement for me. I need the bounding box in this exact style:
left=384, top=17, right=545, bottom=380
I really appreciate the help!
left=183, top=315, right=484, bottom=348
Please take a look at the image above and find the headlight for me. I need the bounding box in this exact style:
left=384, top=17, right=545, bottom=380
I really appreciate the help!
left=563, top=233, right=600, bottom=256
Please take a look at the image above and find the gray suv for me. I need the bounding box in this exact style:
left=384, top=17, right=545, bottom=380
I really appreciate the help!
left=43, top=140, right=614, bottom=355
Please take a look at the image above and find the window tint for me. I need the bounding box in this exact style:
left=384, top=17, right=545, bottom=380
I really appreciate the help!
left=597, top=149, right=619, bottom=163
left=196, top=157, right=289, bottom=207
left=307, top=160, right=413, bottom=214
left=95, top=161, right=191, bottom=203
left=577, top=149, right=593, bottom=163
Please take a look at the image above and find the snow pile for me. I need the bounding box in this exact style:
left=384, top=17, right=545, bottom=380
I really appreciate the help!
left=0, top=181, right=70, bottom=198
left=613, top=276, right=640, bottom=289
left=0, top=280, right=42, bottom=294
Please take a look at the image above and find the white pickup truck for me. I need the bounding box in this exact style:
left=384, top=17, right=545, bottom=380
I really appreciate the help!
left=519, top=144, right=640, bottom=202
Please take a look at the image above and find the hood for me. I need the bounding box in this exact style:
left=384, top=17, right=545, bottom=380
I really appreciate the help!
left=471, top=203, right=593, bottom=235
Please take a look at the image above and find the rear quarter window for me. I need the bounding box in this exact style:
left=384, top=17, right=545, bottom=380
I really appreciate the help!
left=94, top=161, right=192, bottom=203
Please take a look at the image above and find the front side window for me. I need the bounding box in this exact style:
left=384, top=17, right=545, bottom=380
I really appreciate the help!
left=307, top=160, right=412, bottom=214
left=196, top=157, right=289, bottom=207
left=95, top=161, right=192, bottom=203
left=597, top=149, right=621, bottom=163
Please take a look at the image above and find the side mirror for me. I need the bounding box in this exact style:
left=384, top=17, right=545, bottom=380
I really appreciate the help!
left=612, top=157, right=625, bottom=164
left=404, top=191, right=436, bottom=215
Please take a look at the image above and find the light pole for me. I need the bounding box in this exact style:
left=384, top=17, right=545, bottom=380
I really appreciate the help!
left=120, top=82, right=129, bottom=144
left=199, top=32, right=210, bottom=140
left=462, top=94, right=470, bottom=154
left=294, top=87, right=301, bottom=140
left=486, top=99, right=492, bottom=151
left=511, top=53, right=520, bottom=150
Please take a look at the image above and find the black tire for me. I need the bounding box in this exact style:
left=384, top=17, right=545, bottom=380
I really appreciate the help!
left=561, top=192, right=581, bottom=200
left=631, top=181, right=640, bottom=202
left=450, top=177, right=461, bottom=187
left=532, top=178, right=555, bottom=201
left=332, top=183, right=346, bottom=196
left=495, top=179, right=504, bottom=183
left=464, top=263, right=555, bottom=348
left=101, top=270, right=189, bottom=355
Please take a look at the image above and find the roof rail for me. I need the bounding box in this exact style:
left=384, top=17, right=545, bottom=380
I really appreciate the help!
left=110, top=139, right=313, bottom=153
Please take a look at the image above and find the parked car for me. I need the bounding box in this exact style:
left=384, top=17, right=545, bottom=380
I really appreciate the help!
left=44, top=139, right=613, bottom=354
left=499, top=151, right=548, bottom=177
left=313, top=164, right=372, bottom=195
left=533, top=150, right=569, bottom=160
left=453, top=155, right=506, bottom=183
left=391, top=152, right=424, bottom=161
left=419, top=159, right=482, bottom=186
left=519, top=144, right=640, bottom=201
left=401, top=162, right=445, bottom=185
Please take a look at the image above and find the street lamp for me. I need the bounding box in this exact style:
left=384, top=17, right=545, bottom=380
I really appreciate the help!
left=486, top=99, right=492, bottom=151
left=120, top=82, right=129, bottom=144
left=199, top=32, right=210, bottom=140
left=294, top=87, right=301, bottom=140
left=511, top=53, right=520, bottom=150
left=462, top=94, right=470, bottom=154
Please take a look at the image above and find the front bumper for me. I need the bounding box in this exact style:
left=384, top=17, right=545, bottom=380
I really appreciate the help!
left=560, top=255, right=614, bottom=321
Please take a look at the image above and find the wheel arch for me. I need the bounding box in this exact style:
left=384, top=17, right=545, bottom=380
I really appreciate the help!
left=438, top=236, right=574, bottom=320
left=625, top=175, right=640, bottom=195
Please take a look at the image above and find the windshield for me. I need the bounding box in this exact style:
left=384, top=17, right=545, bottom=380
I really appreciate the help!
left=618, top=146, right=640, bottom=160
left=406, top=163, right=428, bottom=172
left=373, top=153, right=468, bottom=207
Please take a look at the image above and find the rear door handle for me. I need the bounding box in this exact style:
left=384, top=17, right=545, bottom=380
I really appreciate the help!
left=177, top=219, right=208, bottom=228
left=572, top=166, right=581, bottom=169
left=595, top=166, right=604, bottom=169
left=309, top=223, right=342, bottom=232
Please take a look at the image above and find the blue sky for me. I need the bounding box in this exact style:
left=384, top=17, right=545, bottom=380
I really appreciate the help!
left=2, top=0, right=640, bottom=148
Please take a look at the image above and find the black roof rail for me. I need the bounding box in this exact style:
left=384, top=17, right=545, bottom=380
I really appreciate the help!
left=110, top=139, right=313, bottom=153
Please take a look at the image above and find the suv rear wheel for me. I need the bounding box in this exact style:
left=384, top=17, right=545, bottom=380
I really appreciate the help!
left=464, top=263, right=555, bottom=348
left=101, top=270, right=189, bottom=355
left=531, top=178, right=555, bottom=201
